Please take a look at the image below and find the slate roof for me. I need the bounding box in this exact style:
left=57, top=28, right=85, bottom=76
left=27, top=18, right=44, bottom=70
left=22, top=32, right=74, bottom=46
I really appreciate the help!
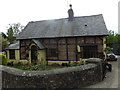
left=6, top=41, right=19, bottom=50
left=32, top=39, right=45, bottom=49
left=6, top=40, right=45, bottom=50
left=17, top=14, right=108, bottom=39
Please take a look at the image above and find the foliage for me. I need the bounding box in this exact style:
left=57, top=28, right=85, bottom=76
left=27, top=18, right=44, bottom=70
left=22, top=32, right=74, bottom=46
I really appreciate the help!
left=0, top=34, right=9, bottom=51
left=8, top=61, right=86, bottom=71
left=106, top=30, right=120, bottom=45
left=106, top=30, right=116, bottom=44
left=105, top=46, right=112, bottom=53
left=6, top=27, right=16, bottom=43
left=115, top=34, right=120, bottom=43
left=12, top=65, right=30, bottom=70
left=0, top=54, right=8, bottom=65
left=9, top=23, right=24, bottom=37
left=6, top=23, right=24, bottom=43
left=69, top=62, right=82, bottom=67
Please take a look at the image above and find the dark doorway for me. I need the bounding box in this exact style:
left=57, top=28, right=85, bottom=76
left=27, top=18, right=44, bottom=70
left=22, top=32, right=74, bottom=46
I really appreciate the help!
left=31, top=45, right=37, bottom=64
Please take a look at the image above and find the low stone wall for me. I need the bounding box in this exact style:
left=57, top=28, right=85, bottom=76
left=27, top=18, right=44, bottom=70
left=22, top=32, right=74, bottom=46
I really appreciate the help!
left=2, top=58, right=104, bottom=89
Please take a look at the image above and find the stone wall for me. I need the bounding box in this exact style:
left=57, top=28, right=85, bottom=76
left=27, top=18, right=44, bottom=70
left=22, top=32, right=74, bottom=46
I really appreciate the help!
left=2, top=58, right=104, bottom=89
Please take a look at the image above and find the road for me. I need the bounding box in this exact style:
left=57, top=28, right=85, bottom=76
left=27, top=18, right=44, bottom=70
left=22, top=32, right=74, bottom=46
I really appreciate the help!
left=85, top=56, right=119, bottom=88
left=118, top=56, right=120, bottom=89
left=0, top=65, right=2, bottom=90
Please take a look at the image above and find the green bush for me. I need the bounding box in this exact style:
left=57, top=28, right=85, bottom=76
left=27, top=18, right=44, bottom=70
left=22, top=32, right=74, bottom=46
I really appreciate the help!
left=69, top=62, right=81, bottom=67
left=106, top=46, right=111, bottom=53
left=13, top=65, right=30, bottom=70
left=0, top=54, right=8, bottom=65
left=12, top=64, right=45, bottom=71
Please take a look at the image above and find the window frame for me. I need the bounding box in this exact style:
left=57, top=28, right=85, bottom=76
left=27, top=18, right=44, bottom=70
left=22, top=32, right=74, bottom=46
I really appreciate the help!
left=47, top=48, right=58, bottom=57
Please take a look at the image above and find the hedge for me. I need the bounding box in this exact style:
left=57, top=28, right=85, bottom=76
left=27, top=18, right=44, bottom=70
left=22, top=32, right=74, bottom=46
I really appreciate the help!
left=0, top=54, right=8, bottom=65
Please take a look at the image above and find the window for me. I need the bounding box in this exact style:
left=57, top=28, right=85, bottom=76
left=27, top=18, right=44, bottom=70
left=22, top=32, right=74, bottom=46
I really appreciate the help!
left=47, top=48, right=58, bottom=57
left=20, top=47, right=27, bottom=60
left=81, top=45, right=97, bottom=58
left=9, top=50, right=15, bottom=59
left=20, top=40, right=31, bottom=60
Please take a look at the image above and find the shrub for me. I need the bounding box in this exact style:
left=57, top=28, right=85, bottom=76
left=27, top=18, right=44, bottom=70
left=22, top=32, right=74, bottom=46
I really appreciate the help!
left=0, top=54, right=8, bottom=65
left=69, top=62, right=81, bottom=67
left=106, top=46, right=111, bottom=53
left=12, top=65, right=30, bottom=70
left=31, top=65, right=40, bottom=70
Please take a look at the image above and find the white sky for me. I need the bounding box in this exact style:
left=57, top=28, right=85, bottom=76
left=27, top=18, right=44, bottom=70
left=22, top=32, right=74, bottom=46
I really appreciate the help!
left=0, top=0, right=119, bottom=34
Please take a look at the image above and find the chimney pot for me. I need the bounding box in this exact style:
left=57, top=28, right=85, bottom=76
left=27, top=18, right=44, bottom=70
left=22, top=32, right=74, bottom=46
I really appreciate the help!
left=68, top=4, right=74, bottom=21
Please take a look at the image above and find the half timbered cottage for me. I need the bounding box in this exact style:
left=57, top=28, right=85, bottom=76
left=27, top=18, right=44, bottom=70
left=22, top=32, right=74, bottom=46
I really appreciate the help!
left=6, top=5, right=108, bottom=65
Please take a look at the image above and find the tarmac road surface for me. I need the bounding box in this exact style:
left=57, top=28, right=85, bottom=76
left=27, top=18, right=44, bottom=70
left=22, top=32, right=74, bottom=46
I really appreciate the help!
left=0, top=65, right=2, bottom=90
left=84, top=56, right=119, bottom=88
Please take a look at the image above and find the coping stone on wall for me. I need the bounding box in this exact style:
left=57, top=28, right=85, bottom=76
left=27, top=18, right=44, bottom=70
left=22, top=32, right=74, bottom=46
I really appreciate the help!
left=86, top=58, right=103, bottom=64
left=2, top=59, right=104, bottom=89
left=2, top=64, right=96, bottom=76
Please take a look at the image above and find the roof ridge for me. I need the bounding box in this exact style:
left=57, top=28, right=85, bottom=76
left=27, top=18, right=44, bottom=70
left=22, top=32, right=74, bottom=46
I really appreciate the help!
left=29, top=14, right=103, bottom=23
left=17, top=13, right=108, bottom=40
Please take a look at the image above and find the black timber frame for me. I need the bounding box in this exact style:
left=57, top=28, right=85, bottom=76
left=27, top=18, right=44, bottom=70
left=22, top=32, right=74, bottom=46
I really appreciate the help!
left=19, top=36, right=104, bottom=62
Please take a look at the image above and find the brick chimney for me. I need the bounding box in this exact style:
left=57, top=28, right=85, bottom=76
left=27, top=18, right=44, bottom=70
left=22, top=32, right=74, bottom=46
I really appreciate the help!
left=68, top=4, right=74, bottom=21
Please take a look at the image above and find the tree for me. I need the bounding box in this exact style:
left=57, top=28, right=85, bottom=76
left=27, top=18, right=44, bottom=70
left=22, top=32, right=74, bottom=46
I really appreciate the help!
left=6, top=26, right=16, bottom=43
left=0, top=34, right=9, bottom=51
left=6, top=23, right=24, bottom=43
left=106, top=30, right=118, bottom=45
left=10, top=23, right=24, bottom=37
left=115, top=34, right=120, bottom=43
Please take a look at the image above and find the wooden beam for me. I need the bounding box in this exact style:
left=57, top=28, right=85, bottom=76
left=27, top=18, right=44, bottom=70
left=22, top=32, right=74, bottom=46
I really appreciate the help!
left=65, top=38, right=69, bottom=63
left=84, top=37, right=86, bottom=44
left=94, top=37, right=96, bottom=44
left=75, top=37, right=78, bottom=61
left=99, top=36, right=103, bottom=42
left=49, top=38, right=50, bottom=43
left=56, top=38, right=59, bottom=60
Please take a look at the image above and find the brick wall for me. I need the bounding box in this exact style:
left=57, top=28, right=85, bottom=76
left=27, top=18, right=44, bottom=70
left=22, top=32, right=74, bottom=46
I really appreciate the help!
left=42, top=36, right=104, bottom=60
left=19, top=36, right=104, bottom=61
